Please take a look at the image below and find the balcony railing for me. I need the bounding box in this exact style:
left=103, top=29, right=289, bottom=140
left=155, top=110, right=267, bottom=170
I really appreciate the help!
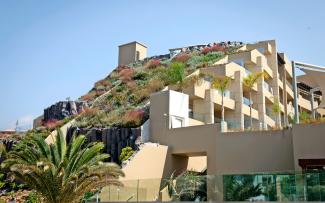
left=243, top=96, right=252, bottom=106
left=214, top=89, right=231, bottom=98
left=286, top=80, right=293, bottom=90
left=263, top=81, right=273, bottom=94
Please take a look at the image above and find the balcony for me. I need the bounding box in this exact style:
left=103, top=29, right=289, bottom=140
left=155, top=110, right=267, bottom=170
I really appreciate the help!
left=278, top=74, right=284, bottom=89
left=211, top=89, right=235, bottom=110
left=263, top=81, right=274, bottom=102
left=243, top=96, right=252, bottom=106
left=263, top=81, right=273, bottom=94
left=242, top=97, right=259, bottom=119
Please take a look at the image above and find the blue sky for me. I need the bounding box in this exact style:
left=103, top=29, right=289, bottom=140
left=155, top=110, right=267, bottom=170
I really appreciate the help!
left=1, top=0, right=325, bottom=130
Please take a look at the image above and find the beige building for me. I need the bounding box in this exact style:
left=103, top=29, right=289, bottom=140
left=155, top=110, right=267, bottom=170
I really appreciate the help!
left=118, top=41, right=147, bottom=66
left=100, top=40, right=325, bottom=202
left=179, top=40, right=322, bottom=131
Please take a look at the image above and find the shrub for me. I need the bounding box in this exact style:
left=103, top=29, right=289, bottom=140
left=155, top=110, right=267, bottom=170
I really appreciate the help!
left=122, top=109, right=145, bottom=127
left=126, top=81, right=137, bottom=90
left=173, top=53, right=191, bottom=63
left=147, top=79, right=164, bottom=93
left=80, top=107, right=98, bottom=118
left=116, top=65, right=131, bottom=73
left=202, top=51, right=224, bottom=63
left=81, top=91, right=96, bottom=101
left=95, top=85, right=106, bottom=91
left=187, top=55, right=204, bottom=68
left=95, top=79, right=111, bottom=88
left=201, top=47, right=211, bottom=55
left=42, top=119, right=64, bottom=130
left=210, top=44, right=225, bottom=52
left=119, top=68, right=135, bottom=83
left=119, top=147, right=135, bottom=162
left=25, top=192, right=38, bottom=203
left=133, top=71, right=149, bottom=81
left=132, top=89, right=151, bottom=104
left=300, top=111, right=311, bottom=123
left=145, top=59, right=161, bottom=69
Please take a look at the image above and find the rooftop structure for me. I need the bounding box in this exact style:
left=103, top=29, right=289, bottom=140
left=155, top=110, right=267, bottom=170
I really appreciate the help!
left=118, top=41, right=147, bottom=66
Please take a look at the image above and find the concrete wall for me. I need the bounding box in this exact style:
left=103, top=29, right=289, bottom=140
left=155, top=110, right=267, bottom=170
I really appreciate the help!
left=150, top=90, right=297, bottom=177
left=292, top=123, right=325, bottom=170
left=100, top=143, right=168, bottom=202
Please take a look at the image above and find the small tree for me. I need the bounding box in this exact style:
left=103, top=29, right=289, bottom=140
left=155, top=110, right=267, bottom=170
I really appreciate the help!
left=159, top=62, right=203, bottom=92
left=272, top=97, right=281, bottom=128
left=211, top=76, right=231, bottom=123
left=243, top=72, right=264, bottom=129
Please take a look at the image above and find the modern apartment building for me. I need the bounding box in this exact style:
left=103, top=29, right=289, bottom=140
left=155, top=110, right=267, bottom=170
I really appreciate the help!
left=169, top=40, right=323, bottom=131
left=98, top=40, right=325, bottom=202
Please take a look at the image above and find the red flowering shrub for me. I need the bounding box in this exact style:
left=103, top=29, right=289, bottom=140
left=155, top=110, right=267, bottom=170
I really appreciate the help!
left=210, top=44, right=225, bottom=52
left=81, top=91, right=96, bottom=101
left=95, top=79, right=111, bottom=88
left=96, top=89, right=106, bottom=96
left=122, top=109, right=145, bottom=127
left=116, top=65, right=131, bottom=73
left=42, top=119, right=64, bottom=130
left=201, top=47, right=211, bottom=55
left=173, top=53, right=191, bottom=63
left=201, top=44, right=225, bottom=55
left=119, top=68, right=135, bottom=83
left=145, top=59, right=161, bottom=69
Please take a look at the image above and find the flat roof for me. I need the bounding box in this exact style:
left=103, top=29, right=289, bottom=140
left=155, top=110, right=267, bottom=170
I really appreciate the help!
left=118, top=41, right=147, bottom=48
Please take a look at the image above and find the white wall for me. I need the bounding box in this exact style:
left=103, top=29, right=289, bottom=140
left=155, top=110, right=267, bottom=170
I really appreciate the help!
left=168, top=90, right=189, bottom=128
left=141, top=119, right=150, bottom=143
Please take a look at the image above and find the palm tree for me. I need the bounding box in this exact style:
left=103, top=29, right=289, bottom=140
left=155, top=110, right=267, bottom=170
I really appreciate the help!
left=224, top=175, right=262, bottom=201
left=243, top=72, right=264, bottom=129
left=163, top=171, right=206, bottom=201
left=159, top=62, right=203, bottom=92
left=272, top=97, right=281, bottom=128
left=2, top=129, right=124, bottom=203
left=211, top=76, right=231, bottom=126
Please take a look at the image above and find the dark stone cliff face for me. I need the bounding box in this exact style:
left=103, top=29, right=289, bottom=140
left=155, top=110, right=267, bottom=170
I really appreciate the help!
left=66, top=127, right=141, bottom=163
left=44, top=101, right=87, bottom=121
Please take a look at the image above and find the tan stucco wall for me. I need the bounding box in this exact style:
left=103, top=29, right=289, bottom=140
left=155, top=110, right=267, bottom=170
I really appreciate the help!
left=292, top=123, right=325, bottom=171
left=101, top=143, right=168, bottom=202
left=118, top=43, right=136, bottom=66
left=150, top=90, right=325, bottom=177
left=118, top=42, right=147, bottom=65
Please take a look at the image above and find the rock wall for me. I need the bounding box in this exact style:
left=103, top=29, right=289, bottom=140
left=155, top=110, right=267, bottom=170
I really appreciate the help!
left=66, top=127, right=141, bottom=163
left=44, top=101, right=87, bottom=121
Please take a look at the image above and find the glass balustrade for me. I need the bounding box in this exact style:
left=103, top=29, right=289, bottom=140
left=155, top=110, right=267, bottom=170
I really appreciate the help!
left=263, top=81, right=273, bottom=94
left=99, top=171, right=325, bottom=202
left=243, top=97, right=251, bottom=106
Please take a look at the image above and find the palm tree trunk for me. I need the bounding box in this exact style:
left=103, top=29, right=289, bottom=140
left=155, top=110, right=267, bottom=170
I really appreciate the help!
left=249, top=91, right=253, bottom=129
left=221, top=94, right=224, bottom=122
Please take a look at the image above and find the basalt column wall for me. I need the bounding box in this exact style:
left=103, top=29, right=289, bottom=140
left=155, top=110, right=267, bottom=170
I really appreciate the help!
left=66, top=127, right=141, bottom=163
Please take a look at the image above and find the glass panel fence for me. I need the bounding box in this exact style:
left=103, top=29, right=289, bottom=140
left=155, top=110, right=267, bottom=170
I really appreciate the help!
left=98, top=171, right=325, bottom=202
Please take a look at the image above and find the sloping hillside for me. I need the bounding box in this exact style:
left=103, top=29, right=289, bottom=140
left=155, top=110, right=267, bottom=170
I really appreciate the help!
left=74, top=41, right=244, bottom=129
